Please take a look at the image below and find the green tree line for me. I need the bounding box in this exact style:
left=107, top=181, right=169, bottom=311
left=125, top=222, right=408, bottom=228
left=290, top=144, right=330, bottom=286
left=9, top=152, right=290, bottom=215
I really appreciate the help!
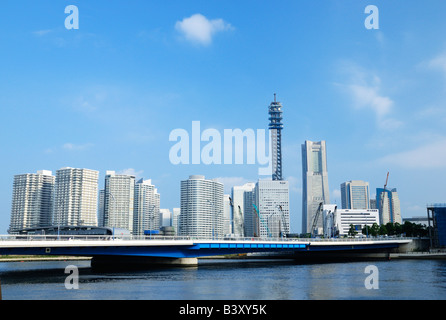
left=354, top=221, right=429, bottom=237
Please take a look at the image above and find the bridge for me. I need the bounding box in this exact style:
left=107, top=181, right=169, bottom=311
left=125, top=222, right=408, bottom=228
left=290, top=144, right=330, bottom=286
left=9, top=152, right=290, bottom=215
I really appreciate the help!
left=0, top=235, right=412, bottom=267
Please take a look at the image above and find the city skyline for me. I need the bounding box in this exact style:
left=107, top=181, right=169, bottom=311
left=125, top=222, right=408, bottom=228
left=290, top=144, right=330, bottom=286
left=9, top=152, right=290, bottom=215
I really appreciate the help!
left=1, top=1, right=446, bottom=234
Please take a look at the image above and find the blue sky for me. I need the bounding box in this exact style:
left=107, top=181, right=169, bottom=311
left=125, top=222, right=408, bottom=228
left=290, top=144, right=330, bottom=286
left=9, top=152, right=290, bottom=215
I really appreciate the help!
left=1, top=0, right=446, bottom=234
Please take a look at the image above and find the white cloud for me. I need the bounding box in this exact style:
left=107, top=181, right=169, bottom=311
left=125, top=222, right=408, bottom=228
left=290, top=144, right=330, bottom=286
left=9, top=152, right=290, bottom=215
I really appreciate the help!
left=117, top=168, right=144, bottom=179
left=378, top=138, right=446, bottom=169
left=175, top=13, right=233, bottom=46
left=428, top=53, right=446, bottom=76
left=336, top=62, right=402, bottom=130
left=347, top=84, right=393, bottom=118
left=214, top=176, right=250, bottom=194
left=32, top=29, right=53, bottom=37
left=63, top=143, right=94, bottom=151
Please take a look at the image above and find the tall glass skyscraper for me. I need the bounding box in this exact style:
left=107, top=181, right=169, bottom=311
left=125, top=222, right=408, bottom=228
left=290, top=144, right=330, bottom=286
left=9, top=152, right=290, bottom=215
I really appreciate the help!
left=301, top=140, right=330, bottom=234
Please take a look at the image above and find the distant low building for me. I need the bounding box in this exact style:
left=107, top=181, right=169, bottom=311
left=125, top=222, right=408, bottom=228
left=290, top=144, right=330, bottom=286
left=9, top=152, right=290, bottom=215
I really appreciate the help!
left=322, top=205, right=379, bottom=237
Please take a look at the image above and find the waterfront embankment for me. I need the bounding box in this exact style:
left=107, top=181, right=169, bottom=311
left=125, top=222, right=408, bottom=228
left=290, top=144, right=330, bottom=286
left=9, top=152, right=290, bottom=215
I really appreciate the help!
left=0, top=255, right=92, bottom=262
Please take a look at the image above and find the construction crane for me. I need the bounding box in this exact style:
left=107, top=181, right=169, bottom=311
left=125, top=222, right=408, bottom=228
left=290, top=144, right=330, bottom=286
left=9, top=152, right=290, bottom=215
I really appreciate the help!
left=379, top=172, right=390, bottom=219
left=311, top=202, right=324, bottom=237
left=276, top=205, right=289, bottom=238
left=228, top=196, right=243, bottom=236
left=253, top=204, right=271, bottom=238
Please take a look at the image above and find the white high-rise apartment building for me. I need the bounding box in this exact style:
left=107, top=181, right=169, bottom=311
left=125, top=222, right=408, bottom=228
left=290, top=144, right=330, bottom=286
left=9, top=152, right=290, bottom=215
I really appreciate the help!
left=103, top=171, right=135, bottom=232
left=255, top=180, right=290, bottom=238
left=341, top=180, right=370, bottom=210
left=9, top=170, right=55, bottom=234
left=179, top=175, right=223, bottom=239
left=133, top=178, right=160, bottom=236
left=231, top=182, right=256, bottom=237
left=302, top=140, right=330, bottom=234
left=53, top=167, right=98, bottom=227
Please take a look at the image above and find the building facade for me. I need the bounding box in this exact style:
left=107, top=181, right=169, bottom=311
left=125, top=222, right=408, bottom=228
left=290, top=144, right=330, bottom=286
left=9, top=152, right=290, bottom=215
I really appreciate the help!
left=231, top=182, right=256, bottom=237
left=334, top=208, right=379, bottom=237
left=255, top=180, right=290, bottom=238
left=102, top=171, right=135, bottom=232
left=172, top=208, right=181, bottom=235
left=223, top=195, right=232, bottom=236
left=53, top=167, right=99, bottom=227
left=427, top=204, right=446, bottom=248
left=302, top=140, right=330, bottom=234
left=179, top=175, right=223, bottom=239
left=376, top=187, right=402, bottom=224
left=9, top=170, right=55, bottom=234
left=133, top=178, right=160, bottom=236
left=341, top=180, right=370, bottom=210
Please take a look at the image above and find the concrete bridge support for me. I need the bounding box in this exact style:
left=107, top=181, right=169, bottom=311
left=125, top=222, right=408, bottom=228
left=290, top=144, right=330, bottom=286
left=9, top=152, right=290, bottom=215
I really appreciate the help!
left=91, top=256, right=198, bottom=269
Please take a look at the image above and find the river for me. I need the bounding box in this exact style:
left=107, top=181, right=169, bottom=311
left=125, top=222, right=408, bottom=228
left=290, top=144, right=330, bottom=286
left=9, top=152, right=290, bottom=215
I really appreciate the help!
left=1, top=258, right=446, bottom=300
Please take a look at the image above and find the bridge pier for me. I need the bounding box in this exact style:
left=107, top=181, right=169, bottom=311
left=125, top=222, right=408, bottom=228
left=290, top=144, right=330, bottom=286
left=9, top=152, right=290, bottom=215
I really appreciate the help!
left=91, top=256, right=198, bottom=269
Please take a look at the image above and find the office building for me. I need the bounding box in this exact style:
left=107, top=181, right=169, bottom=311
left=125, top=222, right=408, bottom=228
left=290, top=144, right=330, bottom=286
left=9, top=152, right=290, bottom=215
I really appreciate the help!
left=133, top=178, right=160, bottom=236
left=102, top=171, right=135, bottom=232
left=179, top=175, right=223, bottom=239
left=341, top=180, right=370, bottom=210
left=333, top=207, right=379, bottom=237
left=255, top=180, right=290, bottom=238
left=53, top=167, right=99, bottom=227
left=302, top=140, right=330, bottom=234
left=9, top=170, right=55, bottom=234
left=376, top=188, right=402, bottom=224
left=231, top=182, right=256, bottom=237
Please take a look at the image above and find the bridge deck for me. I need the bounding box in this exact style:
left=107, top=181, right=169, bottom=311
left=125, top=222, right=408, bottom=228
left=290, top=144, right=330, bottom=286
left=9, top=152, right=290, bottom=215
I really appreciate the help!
left=0, top=235, right=412, bottom=260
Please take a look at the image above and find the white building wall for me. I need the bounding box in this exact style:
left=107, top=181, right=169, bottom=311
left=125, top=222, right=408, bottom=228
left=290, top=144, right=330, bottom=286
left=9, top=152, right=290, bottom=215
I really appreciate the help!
left=179, top=175, right=223, bottom=239
left=133, top=179, right=160, bottom=236
left=103, top=171, right=135, bottom=232
left=53, top=167, right=98, bottom=227
left=9, top=170, right=55, bottom=233
left=335, top=208, right=379, bottom=236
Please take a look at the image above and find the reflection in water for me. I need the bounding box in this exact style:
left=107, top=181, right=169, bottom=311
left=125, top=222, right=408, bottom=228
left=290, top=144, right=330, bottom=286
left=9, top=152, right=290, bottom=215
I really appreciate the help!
left=1, top=259, right=446, bottom=300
